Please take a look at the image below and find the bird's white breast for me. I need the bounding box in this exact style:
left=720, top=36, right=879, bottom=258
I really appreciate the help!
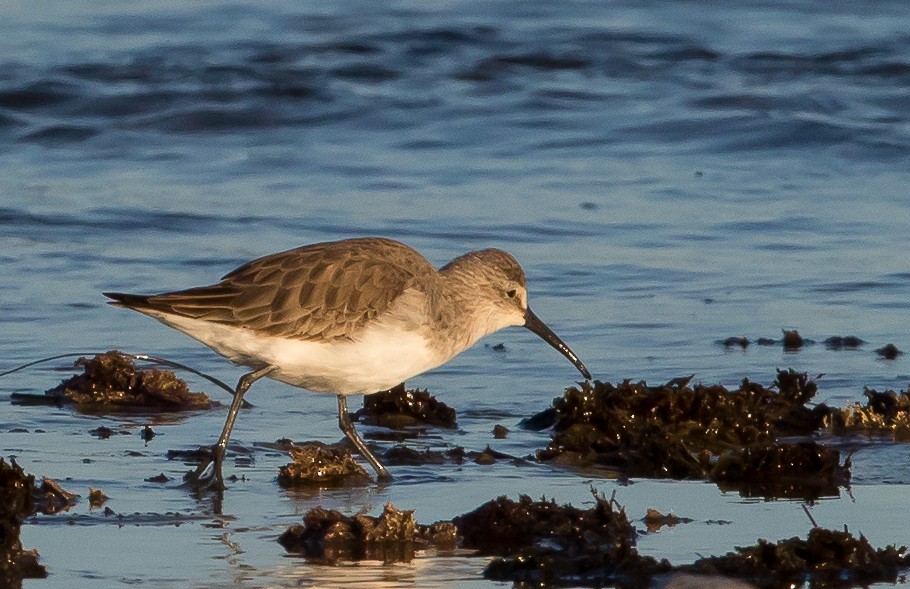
left=145, top=310, right=448, bottom=395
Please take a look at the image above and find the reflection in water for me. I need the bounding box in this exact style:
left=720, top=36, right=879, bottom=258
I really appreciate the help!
left=273, top=552, right=490, bottom=589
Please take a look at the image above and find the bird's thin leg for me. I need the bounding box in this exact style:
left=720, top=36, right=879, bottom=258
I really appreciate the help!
left=186, top=365, right=276, bottom=490
left=337, top=394, right=392, bottom=482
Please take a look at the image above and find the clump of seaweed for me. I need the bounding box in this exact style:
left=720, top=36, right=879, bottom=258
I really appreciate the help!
left=35, top=351, right=212, bottom=410
left=0, top=459, right=48, bottom=585
left=716, top=332, right=910, bottom=356
left=683, top=528, right=910, bottom=589
left=876, top=343, right=903, bottom=359
left=378, top=444, right=523, bottom=468
left=824, top=336, right=864, bottom=350
left=530, top=370, right=846, bottom=498
left=782, top=329, right=805, bottom=350
left=741, top=331, right=815, bottom=349
left=380, top=445, right=460, bottom=466
left=353, top=384, right=457, bottom=429
left=453, top=493, right=909, bottom=587
left=88, top=488, right=108, bottom=509
left=825, top=387, right=910, bottom=441
left=642, top=508, right=692, bottom=533
left=278, top=503, right=456, bottom=563
left=278, top=491, right=910, bottom=588
left=32, top=478, right=77, bottom=515
left=721, top=336, right=750, bottom=349
left=277, top=444, right=370, bottom=487
left=454, top=491, right=669, bottom=586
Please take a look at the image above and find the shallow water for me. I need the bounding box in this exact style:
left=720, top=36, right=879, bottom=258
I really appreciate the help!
left=2, top=0, right=910, bottom=587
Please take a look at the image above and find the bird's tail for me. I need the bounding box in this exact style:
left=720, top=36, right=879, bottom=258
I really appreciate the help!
left=103, top=292, right=155, bottom=310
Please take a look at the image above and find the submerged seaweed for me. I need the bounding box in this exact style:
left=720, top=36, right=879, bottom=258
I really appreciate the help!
left=824, top=336, right=865, bottom=350
left=711, top=442, right=850, bottom=499
left=684, top=528, right=910, bottom=589
left=876, top=343, right=903, bottom=359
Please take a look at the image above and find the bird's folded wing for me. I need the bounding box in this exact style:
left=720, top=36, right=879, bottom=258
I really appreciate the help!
left=143, top=238, right=435, bottom=342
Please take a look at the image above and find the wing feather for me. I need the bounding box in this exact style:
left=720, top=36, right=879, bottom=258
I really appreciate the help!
left=122, top=238, right=435, bottom=342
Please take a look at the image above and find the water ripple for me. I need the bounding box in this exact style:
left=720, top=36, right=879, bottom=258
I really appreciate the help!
left=0, top=15, right=904, bottom=157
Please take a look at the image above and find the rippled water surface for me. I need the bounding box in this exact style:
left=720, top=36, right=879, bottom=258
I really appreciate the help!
left=3, top=1, right=910, bottom=587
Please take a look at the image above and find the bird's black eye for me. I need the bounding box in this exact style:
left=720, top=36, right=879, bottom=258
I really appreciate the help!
left=506, top=289, right=517, bottom=299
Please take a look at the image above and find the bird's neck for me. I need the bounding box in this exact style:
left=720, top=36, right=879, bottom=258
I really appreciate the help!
left=431, top=270, right=502, bottom=357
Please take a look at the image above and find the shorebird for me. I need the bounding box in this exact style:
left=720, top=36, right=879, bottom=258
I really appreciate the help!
left=105, top=237, right=590, bottom=488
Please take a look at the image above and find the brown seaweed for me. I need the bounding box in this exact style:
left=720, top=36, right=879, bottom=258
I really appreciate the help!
left=823, top=336, right=865, bottom=350
left=722, top=336, right=750, bottom=349
left=455, top=492, right=669, bottom=587
left=32, top=477, right=77, bottom=515
left=278, top=503, right=456, bottom=563
left=455, top=493, right=908, bottom=588
left=88, top=488, right=108, bottom=509
left=825, top=386, right=910, bottom=441
left=0, top=459, right=48, bottom=585
left=531, top=370, right=847, bottom=499
left=876, top=343, right=903, bottom=359
left=28, top=351, right=213, bottom=410
left=352, top=384, right=457, bottom=429
left=782, top=329, right=804, bottom=350
left=380, top=445, right=452, bottom=465
left=642, top=508, right=693, bottom=533
left=278, top=492, right=910, bottom=588
left=683, top=528, right=910, bottom=589
left=377, top=444, right=522, bottom=468
left=711, top=442, right=850, bottom=499
left=144, top=473, right=170, bottom=483
left=277, top=443, right=371, bottom=487
left=744, top=331, right=814, bottom=349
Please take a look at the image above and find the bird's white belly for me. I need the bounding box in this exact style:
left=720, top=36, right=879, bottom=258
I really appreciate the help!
left=154, top=313, right=446, bottom=395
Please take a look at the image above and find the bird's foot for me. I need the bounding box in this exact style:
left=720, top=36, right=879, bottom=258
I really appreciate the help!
left=183, top=445, right=226, bottom=491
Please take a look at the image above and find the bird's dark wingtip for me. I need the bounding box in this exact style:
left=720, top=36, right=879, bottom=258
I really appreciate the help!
left=103, top=292, right=151, bottom=308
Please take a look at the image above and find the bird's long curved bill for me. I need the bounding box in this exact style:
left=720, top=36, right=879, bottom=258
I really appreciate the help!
left=524, top=308, right=591, bottom=380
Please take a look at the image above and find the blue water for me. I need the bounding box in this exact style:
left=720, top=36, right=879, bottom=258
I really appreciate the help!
left=3, top=1, right=910, bottom=587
